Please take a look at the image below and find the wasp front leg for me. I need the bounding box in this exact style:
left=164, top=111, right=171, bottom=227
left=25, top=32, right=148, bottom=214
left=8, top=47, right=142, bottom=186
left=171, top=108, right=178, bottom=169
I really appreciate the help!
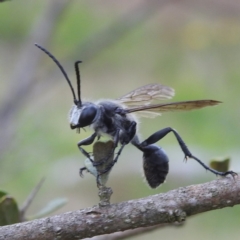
left=77, top=132, right=97, bottom=171
left=77, top=129, right=118, bottom=185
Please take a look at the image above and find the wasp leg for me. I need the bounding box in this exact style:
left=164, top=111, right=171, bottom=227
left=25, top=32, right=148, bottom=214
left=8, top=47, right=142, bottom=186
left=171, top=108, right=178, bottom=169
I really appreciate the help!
left=97, top=143, right=126, bottom=179
left=95, top=131, right=121, bottom=187
left=140, top=127, right=237, bottom=178
left=77, top=132, right=97, bottom=162
left=90, top=129, right=120, bottom=170
left=96, top=121, right=137, bottom=180
left=106, top=121, right=136, bottom=167
left=79, top=167, right=88, bottom=177
left=121, top=121, right=137, bottom=144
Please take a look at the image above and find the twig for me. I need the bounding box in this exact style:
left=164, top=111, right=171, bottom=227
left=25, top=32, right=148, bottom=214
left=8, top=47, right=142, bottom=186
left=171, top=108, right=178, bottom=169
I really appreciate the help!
left=0, top=176, right=239, bottom=240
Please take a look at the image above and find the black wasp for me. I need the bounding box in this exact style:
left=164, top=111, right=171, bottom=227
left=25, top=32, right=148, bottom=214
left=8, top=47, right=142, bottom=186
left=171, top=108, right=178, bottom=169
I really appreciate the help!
left=35, top=43, right=237, bottom=188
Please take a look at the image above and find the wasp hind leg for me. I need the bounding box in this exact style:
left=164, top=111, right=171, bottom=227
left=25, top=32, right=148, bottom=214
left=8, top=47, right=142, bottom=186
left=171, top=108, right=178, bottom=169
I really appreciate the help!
left=140, top=127, right=237, bottom=178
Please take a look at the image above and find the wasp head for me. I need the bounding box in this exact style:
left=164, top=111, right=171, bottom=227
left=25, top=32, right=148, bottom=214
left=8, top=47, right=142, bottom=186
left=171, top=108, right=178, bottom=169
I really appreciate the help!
left=69, top=103, right=98, bottom=131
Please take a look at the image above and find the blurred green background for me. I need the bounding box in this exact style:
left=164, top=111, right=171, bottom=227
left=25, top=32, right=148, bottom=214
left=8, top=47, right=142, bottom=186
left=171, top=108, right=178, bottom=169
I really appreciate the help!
left=0, top=0, right=240, bottom=239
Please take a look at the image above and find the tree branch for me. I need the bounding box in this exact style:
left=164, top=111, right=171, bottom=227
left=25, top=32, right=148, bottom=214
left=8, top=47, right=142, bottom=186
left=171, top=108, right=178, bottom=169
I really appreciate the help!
left=0, top=176, right=239, bottom=240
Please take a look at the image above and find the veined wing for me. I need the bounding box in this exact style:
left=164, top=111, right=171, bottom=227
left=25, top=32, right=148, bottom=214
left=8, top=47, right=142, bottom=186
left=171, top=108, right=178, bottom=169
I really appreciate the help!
left=117, top=83, right=175, bottom=106
left=125, top=100, right=221, bottom=115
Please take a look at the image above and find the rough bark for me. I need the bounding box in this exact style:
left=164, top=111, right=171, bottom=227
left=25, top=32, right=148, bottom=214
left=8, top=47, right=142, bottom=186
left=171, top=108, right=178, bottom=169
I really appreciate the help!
left=0, top=176, right=239, bottom=240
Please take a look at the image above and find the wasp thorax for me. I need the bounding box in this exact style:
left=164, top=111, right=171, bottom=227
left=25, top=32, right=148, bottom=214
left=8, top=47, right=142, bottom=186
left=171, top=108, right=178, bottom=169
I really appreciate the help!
left=69, top=103, right=98, bottom=129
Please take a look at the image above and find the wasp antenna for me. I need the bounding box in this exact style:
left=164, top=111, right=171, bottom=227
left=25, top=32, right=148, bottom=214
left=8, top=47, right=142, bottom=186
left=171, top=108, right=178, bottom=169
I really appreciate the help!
left=34, top=43, right=78, bottom=105
left=75, top=61, right=82, bottom=107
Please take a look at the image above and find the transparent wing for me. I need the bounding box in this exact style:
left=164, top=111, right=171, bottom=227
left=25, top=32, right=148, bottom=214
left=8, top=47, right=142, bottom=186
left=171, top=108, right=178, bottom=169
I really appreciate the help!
left=117, top=83, right=175, bottom=106
left=125, top=100, right=221, bottom=116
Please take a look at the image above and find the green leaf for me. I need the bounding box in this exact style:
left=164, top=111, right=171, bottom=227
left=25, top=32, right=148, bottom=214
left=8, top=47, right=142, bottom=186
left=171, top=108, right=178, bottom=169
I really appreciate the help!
left=0, top=190, right=7, bottom=199
left=20, top=178, right=45, bottom=220
left=210, top=157, right=230, bottom=172
left=0, top=196, right=20, bottom=226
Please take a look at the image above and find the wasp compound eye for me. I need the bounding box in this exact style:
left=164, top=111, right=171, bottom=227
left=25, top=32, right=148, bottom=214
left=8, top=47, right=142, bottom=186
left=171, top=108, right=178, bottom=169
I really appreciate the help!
left=79, top=105, right=98, bottom=128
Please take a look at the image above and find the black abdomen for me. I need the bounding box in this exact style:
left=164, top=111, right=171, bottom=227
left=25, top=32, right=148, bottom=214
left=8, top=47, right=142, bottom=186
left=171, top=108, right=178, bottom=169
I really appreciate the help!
left=142, top=145, right=169, bottom=188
